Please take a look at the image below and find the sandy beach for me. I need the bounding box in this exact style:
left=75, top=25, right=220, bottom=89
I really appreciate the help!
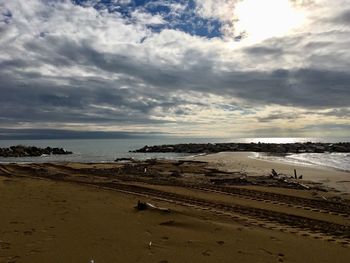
left=3, top=0, right=350, bottom=262
left=191, top=152, right=350, bottom=194
left=1, top=153, right=350, bottom=262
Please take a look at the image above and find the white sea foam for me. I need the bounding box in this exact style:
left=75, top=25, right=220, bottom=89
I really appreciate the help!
left=253, top=152, right=350, bottom=172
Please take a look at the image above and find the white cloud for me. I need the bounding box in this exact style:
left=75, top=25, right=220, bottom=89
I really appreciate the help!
left=194, top=0, right=237, bottom=38
left=0, top=0, right=349, bottom=137
left=131, top=10, right=166, bottom=25
left=194, top=0, right=236, bottom=21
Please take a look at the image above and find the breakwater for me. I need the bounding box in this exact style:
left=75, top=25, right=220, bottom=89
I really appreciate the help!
left=0, top=145, right=73, bottom=157
left=133, top=142, right=350, bottom=154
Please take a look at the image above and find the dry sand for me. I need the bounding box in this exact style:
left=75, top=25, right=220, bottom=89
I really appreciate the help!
left=191, top=152, right=350, bottom=194
left=1, top=177, right=350, bottom=263
left=1, top=156, right=350, bottom=263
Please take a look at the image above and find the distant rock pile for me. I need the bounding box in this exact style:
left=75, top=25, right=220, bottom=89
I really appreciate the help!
left=133, top=142, right=350, bottom=154
left=0, top=145, right=73, bottom=157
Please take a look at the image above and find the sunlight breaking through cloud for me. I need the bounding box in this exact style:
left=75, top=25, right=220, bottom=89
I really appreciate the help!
left=0, top=0, right=349, bottom=137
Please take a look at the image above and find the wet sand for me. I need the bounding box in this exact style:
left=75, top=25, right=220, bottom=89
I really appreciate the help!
left=0, top=158, right=350, bottom=262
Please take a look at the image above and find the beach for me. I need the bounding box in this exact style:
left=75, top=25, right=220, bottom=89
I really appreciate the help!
left=1, top=153, right=350, bottom=262
left=191, top=152, right=350, bottom=194
left=3, top=0, right=350, bottom=262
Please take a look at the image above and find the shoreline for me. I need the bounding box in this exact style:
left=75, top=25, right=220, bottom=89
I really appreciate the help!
left=249, top=152, right=350, bottom=173
left=1, top=150, right=348, bottom=193
left=190, top=152, right=350, bottom=194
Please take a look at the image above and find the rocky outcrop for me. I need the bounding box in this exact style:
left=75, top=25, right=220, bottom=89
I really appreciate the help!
left=0, top=145, right=73, bottom=157
left=133, top=142, right=350, bottom=154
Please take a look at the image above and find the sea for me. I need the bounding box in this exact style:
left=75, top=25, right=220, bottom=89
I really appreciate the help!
left=0, top=137, right=349, bottom=172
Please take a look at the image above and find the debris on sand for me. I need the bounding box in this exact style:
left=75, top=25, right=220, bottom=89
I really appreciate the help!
left=135, top=201, right=170, bottom=213
left=114, top=157, right=134, bottom=162
left=269, top=168, right=310, bottom=189
left=271, top=169, right=278, bottom=178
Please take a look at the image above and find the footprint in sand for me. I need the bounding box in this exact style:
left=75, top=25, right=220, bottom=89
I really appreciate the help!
left=0, top=241, right=11, bottom=249
left=2, top=255, right=20, bottom=263
left=259, top=248, right=273, bottom=255
left=23, top=230, right=33, bottom=236
left=25, top=249, right=43, bottom=256
left=277, top=253, right=285, bottom=262
left=159, top=220, right=176, bottom=226
left=270, top=236, right=281, bottom=242
left=202, top=249, right=211, bottom=256
left=10, top=221, right=24, bottom=225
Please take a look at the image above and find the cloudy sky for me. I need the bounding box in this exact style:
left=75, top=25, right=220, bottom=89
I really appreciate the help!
left=0, top=0, right=349, bottom=139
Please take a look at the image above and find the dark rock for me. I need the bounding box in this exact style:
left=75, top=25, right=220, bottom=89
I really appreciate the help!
left=114, top=157, right=134, bottom=162
left=0, top=145, right=73, bottom=157
left=132, top=142, right=350, bottom=154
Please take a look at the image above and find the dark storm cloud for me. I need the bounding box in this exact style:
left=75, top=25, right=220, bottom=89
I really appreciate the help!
left=320, top=108, right=350, bottom=118
left=206, top=68, right=350, bottom=108
left=303, top=123, right=350, bottom=131
left=0, top=48, right=209, bottom=126
left=244, top=46, right=283, bottom=56
left=257, top=112, right=298, bottom=123
left=0, top=72, right=180, bottom=125
left=0, top=128, right=165, bottom=140
left=245, top=123, right=350, bottom=137
left=1, top=35, right=350, bottom=127
left=1, top=0, right=350, bottom=137
left=331, top=9, right=350, bottom=25
left=26, top=37, right=350, bottom=109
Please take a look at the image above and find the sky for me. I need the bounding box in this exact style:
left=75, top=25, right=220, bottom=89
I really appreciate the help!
left=0, top=0, right=349, bottom=139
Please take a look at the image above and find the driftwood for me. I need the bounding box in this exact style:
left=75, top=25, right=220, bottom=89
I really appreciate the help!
left=270, top=168, right=309, bottom=189
left=294, top=169, right=303, bottom=180
left=282, top=179, right=310, bottom=189
left=135, top=201, right=170, bottom=212
left=271, top=169, right=278, bottom=178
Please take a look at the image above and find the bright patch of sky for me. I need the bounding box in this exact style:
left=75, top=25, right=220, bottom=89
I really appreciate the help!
left=0, top=0, right=349, bottom=138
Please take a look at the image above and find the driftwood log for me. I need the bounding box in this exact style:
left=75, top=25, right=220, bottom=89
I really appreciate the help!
left=135, top=201, right=170, bottom=213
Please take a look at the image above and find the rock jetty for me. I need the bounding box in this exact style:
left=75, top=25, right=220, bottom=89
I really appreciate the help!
left=133, top=142, right=350, bottom=154
left=0, top=145, right=73, bottom=157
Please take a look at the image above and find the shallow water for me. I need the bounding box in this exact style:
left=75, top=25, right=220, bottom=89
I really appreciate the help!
left=253, top=152, right=350, bottom=172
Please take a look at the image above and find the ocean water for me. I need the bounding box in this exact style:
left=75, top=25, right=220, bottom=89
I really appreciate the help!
left=0, top=137, right=349, bottom=171
left=0, top=138, right=218, bottom=163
